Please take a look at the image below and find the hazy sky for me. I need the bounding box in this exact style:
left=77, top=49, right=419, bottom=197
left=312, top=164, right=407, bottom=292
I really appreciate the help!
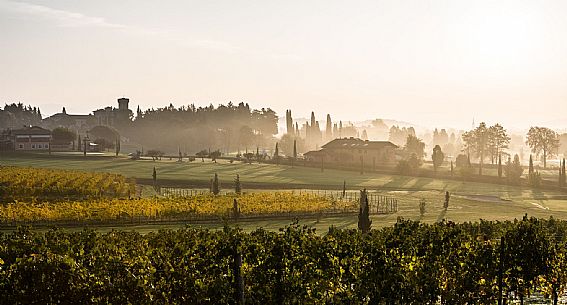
left=1, top=0, right=566, bottom=130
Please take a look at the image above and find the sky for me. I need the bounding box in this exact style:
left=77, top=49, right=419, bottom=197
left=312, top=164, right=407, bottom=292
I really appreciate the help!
left=1, top=0, right=567, bottom=130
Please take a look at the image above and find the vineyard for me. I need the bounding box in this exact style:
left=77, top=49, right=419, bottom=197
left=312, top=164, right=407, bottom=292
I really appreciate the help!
left=0, top=166, right=134, bottom=202
left=1, top=217, right=567, bottom=304
left=0, top=192, right=358, bottom=224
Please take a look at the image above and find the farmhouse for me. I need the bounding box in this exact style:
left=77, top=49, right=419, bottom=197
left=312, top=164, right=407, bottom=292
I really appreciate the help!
left=304, top=137, right=398, bottom=167
left=12, top=126, right=52, bottom=151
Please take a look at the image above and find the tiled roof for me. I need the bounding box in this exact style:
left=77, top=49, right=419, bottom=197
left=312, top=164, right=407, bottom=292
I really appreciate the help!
left=321, top=138, right=398, bottom=150
left=12, top=126, right=51, bottom=135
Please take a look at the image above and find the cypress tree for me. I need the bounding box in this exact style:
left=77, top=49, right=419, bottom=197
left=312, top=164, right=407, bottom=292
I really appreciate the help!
left=77, top=135, right=81, bottom=152
left=450, top=160, right=454, bottom=176
left=152, top=167, right=157, bottom=189
left=529, top=154, right=535, bottom=185
left=357, top=189, right=371, bottom=233
left=274, top=143, right=279, bottom=165
left=498, top=154, right=502, bottom=178
left=563, top=159, right=566, bottom=187
left=293, top=140, right=297, bottom=159
left=234, top=174, right=241, bottom=194
left=212, top=173, right=220, bottom=195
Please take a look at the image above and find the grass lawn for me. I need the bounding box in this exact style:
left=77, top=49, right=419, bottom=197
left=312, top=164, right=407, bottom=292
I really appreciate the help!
left=1, top=152, right=567, bottom=233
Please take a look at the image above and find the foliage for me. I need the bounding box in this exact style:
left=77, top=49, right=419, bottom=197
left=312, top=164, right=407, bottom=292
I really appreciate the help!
left=526, top=126, right=560, bottom=168
left=0, top=192, right=355, bottom=223
left=51, top=127, right=76, bottom=144
left=432, top=145, right=444, bottom=172
left=403, top=135, right=425, bottom=160
left=234, top=174, right=242, bottom=194
left=146, top=149, right=165, bottom=161
left=0, top=166, right=133, bottom=202
left=127, top=102, right=277, bottom=154
left=212, top=173, right=220, bottom=195
left=357, top=189, right=371, bottom=233
left=505, top=154, right=524, bottom=185
left=2, top=218, right=567, bottom=303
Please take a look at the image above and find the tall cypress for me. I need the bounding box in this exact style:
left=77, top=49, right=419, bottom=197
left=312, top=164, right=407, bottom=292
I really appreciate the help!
left=212, top=173, right=220, bottom=195
left=498, top=154, right=502, bottom=178
left=357, top=189, right=371, bottom=233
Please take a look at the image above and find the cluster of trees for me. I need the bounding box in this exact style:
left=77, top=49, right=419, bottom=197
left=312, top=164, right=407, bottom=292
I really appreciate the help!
left=388, top=125, right=416, bottom=146
left=0, top=103, right=42, bottom=129
left=285, top=110, right=357, bottom=151
left=396, top=135, right=426, bottom=175
left=125, top=102, right=278, bottom=155
left=3, top=217, right=567, bottom=304
left=461, top=123, right=511, bottom=175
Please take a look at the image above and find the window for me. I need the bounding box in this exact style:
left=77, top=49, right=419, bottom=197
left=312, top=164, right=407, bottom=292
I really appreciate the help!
left=18, top=144, right=23, bottom=149
left=31, top=144, right=36, bottom=149
left=45, top=144, right=49, bottom=149
left=38, top=144, right=42, bottom=149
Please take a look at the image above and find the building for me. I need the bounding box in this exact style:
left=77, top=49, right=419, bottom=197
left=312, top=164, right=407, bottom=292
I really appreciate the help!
left=93, top=98, right=132, bottom=127
left=304, top=137, right=398, bottom=167
left=12, top=126, right=52, bottom=151
left=42, top=107, right=96, bottom=132
left=42, top=98, right=132, bottom=131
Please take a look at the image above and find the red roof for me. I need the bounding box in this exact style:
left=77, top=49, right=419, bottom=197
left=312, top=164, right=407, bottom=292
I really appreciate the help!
left=321, top=138, right=398, bottom=150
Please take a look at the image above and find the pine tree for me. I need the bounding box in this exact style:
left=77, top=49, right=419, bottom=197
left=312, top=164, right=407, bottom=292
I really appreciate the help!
left=212, top=173, right=220, bottom=195
left=234, top=174, right=241, bottom=194
left=357, top=189, right=371, bottom=233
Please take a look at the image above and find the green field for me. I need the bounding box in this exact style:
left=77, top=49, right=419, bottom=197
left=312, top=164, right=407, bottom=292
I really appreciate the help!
left=1, top=152, right=567, bottom=232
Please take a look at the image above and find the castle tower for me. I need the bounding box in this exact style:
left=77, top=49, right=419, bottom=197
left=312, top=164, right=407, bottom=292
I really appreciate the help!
left=118, top=98, right=129, bottom=111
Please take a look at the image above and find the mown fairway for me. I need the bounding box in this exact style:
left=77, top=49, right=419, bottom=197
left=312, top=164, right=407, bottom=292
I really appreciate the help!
left=1, top=152, right=567, bottom=232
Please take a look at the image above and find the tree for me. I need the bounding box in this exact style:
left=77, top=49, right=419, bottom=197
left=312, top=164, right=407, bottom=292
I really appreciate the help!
left=529, top=155, right=541, bottom=188
left=432, top=145, right=444, bottom=173
left=444, top=191, right=450, bottom=210
left=285, top=110, right=294, bottom=135
left=234, top=174, right=241, bottom=194
left=325, top=114, right=332, bottom=141
left=152, top=167, right=157, bottom=187
left=210, top=150, right=221, bottom=163
left=89, top=125, right=119, bottom=148
left=146, top=149, right=164, bottom=161
left=77, top=135, right=82, bottom=152
left=51, top=127, right=76, bottom=144
left=487, top=124, right=511, bottom=164
left=404, top=135, right=425, bottom=160
left=498, top=154, right=502, bottom=178
left=361, top=129, right=368, bottom=141
left=462, top=122, right=490, bottom=175
left=274, top=142, right=279, bottom=165
left=505, top=154, right=524, bottom=185
left=357, top=189, right=371, bottom=233
left=526, top=127, right=560, bottom=168
left=212, top=173, right=220, bottom=195
left=450, top=160, right=454, bottom=176
left=115, top=137, right=120, bottom=157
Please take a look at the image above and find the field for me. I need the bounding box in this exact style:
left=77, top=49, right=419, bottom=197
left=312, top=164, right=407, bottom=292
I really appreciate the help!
left=1, top=152, right=567, bottom=232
